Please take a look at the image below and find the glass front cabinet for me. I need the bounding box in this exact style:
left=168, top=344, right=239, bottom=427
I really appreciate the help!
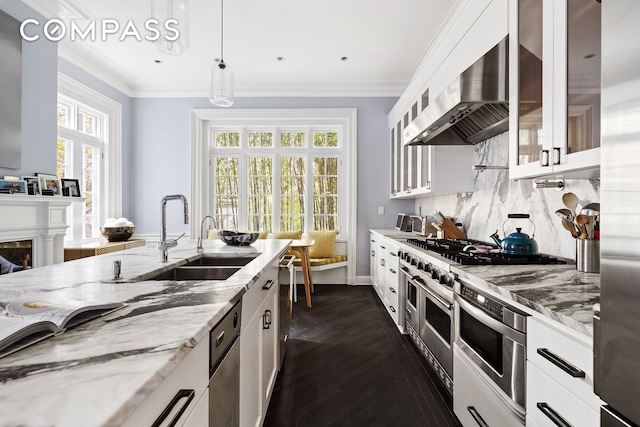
left=509, top=0, right=601, bottom=179
left=390, top=89, right=474, bottom=199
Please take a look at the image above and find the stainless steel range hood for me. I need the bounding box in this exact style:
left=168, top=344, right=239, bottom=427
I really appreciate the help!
left=404, top=37, right=510, bottom=146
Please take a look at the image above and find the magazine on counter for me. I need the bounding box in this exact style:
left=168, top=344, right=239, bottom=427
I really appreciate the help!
left=0, top=299, right=125, bottom=359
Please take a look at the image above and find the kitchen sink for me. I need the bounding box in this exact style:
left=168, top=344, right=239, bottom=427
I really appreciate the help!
left=184, top=256, right=257, bottom=267
left=144, top=255, right=256, bottom=281
left=148, top=266, right=241, bottom=281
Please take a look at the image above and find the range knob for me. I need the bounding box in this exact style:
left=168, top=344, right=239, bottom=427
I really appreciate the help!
left=439, top=275, right=452, bottom=286
left=425, top=263, right=433, bottom=273
left=431, top=269, right=440, bottom=281
left=411, top=257, right=417, bottom=266
left=417, top=261, right=424, bottom=270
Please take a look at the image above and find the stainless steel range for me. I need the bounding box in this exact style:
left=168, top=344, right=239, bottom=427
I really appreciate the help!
left=399, top=237, right=566, bottom=403
left=399, top=248, right=455, bottom=395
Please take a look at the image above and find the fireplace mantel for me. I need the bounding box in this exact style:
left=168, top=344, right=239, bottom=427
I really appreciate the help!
left=0, top=194, right=75, bottom=267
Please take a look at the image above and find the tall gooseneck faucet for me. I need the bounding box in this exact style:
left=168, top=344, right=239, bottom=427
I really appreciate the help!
left=157, top=194, right=189, bottom=262
left=197, top=215, right=217, bottom=253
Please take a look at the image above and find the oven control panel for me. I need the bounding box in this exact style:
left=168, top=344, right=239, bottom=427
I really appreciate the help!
left=460, top=284, right=504, bottom=319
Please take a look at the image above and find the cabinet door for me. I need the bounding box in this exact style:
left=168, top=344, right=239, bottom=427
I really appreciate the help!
left=510, top=0, right=601, bottom=179
left=369, top=233, right=379, bottom=293
left=261, top=282, right=279, bottom=413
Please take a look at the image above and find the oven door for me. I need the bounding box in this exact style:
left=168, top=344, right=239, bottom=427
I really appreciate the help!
left=419, top=281, right=453, bottom=377
left=401, top=267, right=421, bottom=333
left=454, top=292, right=527, bottom=411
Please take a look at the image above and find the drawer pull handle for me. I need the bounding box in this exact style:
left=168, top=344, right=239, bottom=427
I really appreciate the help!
left=537, top=402, right=573, bottom=427
left=467, top=406, right=489, bottom=427
left=390, top=287, right=396, bottom=294
left=151, top=389, right=195, bottom=427
left=537, top=348, right=585, bottom=378
left=262, top=279, right=275, bottom=290
left=390, top=306, right=396, bottom=313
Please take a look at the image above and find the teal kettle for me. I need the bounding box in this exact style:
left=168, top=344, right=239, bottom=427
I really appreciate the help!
left=490, top=214, right=539, bottom=256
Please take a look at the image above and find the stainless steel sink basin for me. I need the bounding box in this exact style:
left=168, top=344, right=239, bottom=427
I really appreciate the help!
left=145, top=256, right=257, bottom=281
left=184, top=256, right=256, bottom=267
left=148, top=266, right=242, bottom=281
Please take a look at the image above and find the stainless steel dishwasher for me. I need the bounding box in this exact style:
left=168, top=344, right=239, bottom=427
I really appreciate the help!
left=209, top=300, right=241, bottom=426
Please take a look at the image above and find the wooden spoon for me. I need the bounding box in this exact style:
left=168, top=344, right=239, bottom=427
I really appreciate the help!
left=562, top=192, right=579, bottom=217
left=576, top=214, right=591, bottom=239
left=561, top=218, right=579, bottom=238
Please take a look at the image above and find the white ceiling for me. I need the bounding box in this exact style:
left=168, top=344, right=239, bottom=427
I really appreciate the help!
left=21, top=0, right=460, bottom=97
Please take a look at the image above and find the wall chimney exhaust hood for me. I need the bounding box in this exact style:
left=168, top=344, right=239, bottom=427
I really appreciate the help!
left=404, top=37, right=510, bottom=146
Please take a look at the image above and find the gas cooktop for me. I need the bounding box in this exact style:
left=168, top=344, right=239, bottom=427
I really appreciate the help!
left=406, top=238, right=566, bottom=266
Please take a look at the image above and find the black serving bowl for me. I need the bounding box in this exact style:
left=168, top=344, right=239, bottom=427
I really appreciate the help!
left=101, top=226, right=135, bottom=242
left=218, top=230, right=260, bottom=246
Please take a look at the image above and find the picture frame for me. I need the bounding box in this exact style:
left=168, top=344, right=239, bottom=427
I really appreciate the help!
left=21, top=176, right=40, bottom=195
left=60, top=178, right=81, bottom=197
left=36, top=173, right=61, bottom=196
left=0, top=179, right=27, bottom=195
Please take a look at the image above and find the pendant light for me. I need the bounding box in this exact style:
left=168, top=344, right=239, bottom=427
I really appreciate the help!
left=209, top=0, right=234, bottom=107
left=151, top=0, right=189, bottom=55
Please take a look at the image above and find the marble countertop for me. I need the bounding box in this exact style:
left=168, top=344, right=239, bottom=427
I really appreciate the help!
left=370, top=229, right=600, bottom=337
left=0, top=238, right=289, bottom=427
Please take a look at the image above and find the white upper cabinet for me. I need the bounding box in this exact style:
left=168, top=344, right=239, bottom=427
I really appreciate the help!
left=388, top=0, right=508, bottom=199
left=509, top=0, right=601, bottom=179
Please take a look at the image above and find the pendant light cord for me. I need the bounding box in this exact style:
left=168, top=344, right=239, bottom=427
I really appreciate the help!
left=220, top=0, right=224, bottom=61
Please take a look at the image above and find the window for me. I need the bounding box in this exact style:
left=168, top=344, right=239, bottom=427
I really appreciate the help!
left=57, top=74, right=122, bottom=243
left=210, top=128, right=343, bottom=235
left=192, top=109, right=356, bottom=284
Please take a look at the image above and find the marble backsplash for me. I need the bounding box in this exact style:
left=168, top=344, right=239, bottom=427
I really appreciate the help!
left=415, top=133, right=600, bottom=260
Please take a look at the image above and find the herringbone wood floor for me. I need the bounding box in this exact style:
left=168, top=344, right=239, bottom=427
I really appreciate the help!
left=264, top=284, right=461, bottom=427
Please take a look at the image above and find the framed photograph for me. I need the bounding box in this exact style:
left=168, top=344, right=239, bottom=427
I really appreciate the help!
left=21, top=176, right=40, bottom=195
left=3, top=175, right=20, bottom=180
left=36, top=173, right=62, bottom=196
left=60, top=178, right=82, bottom=197
left=0, top=179, right=27, bottom=195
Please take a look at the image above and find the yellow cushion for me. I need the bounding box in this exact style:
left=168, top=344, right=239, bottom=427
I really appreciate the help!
left=308, top=230, right=338, bottom=258
left=273, top=230, right=303, bottom=258
left=273, top=230, right=302, bottom=240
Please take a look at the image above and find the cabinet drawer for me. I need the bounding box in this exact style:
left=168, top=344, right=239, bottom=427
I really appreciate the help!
left=527, top=362, right=599, bottom=427
left=453, top=347, right=524, bottom=426
left=241, top=263, right=278, bottom=333
left=527, top=316, right=601, bottom=410
left=123, top=338, right=208, bottom=427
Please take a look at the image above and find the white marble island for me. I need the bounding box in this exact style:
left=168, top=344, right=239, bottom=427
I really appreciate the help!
left=0, top=238, right=289, bottom=427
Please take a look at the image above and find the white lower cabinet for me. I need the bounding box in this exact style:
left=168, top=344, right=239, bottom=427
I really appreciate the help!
left=527, top=363, right=599, bottom=427
left=240, top=263, right=279, bottom=427
left=453, top=346, right=524, bottom=427
left=122, top=336, right=208, bottom=427
left=526, top=315, right=602, bottom=427
left=369, top=232, right=403, bottom=332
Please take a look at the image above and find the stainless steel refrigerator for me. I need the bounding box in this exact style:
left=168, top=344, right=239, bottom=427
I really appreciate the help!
left=595, top=1, right=640, bottom=426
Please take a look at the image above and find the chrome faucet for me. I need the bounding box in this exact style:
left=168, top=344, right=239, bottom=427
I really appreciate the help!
left=157, top=194, right=189, bottom=262
left=197, top=215, right=218, bottom=253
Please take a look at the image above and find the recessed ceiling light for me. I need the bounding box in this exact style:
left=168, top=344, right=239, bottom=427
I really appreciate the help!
left=277, top=56, right=286, bottom=61
left=340, top=56, right=348, bottom=61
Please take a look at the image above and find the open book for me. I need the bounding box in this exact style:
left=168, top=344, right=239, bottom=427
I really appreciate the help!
left=0, top=299, right=125, bottom=359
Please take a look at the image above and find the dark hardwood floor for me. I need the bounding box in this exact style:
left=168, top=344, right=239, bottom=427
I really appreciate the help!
left=264, top=284, right=461, bottom=427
